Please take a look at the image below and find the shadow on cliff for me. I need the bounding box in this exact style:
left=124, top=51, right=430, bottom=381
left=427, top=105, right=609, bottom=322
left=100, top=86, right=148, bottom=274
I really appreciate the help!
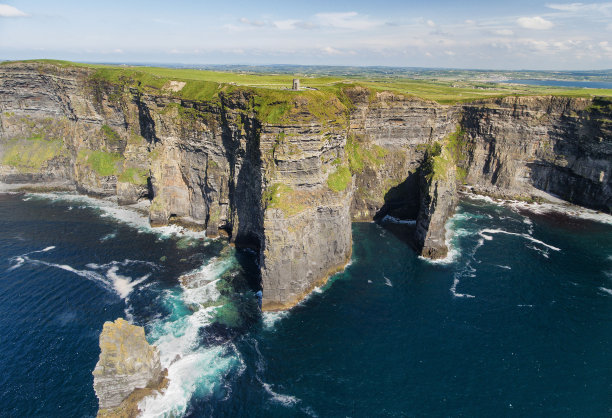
left=219, top=92, right=264, bottom=292
left=196, top=245, right=264, bottom=348
left=373, top=172, right=421, bottom=252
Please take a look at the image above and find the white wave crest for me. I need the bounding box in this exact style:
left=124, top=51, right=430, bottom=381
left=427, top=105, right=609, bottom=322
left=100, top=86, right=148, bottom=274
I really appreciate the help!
left=381, top=215, right=417, bottom=225
left=100, top=232, right=117, bottom=241
left=599, top=287, right=612, bottom=296
left=179, top=257, right=234, bottom=307
left=478, top=228, right=561, bottom=251
left=496, top=265, right=512, bottom=270
left=509, top=199, right=612, bottom=225
left=251, top=338, right=300, bottom=408
left=450, top=277, right=475, bottom=298
left=8, top=245, right=57, bottom=271
left=140, top=257, right=240, bottom=417
left=9, top=251, right=150, bottom=299
left=262, top=382, right=300, bottom=406
left=24, top=192, right=208, bottom=239
left=263, top=311, right=289, bottom=330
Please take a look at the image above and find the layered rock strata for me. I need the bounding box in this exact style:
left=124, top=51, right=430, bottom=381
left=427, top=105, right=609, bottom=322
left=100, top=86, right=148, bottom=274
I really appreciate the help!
left=1, top=62, right=610, bottom=307
left=93, top=318, right=167, bottom=417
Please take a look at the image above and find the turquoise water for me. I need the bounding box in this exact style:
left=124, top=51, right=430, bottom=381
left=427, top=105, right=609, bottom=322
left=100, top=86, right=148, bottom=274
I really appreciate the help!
left=0, top=193, right=610, bottom=416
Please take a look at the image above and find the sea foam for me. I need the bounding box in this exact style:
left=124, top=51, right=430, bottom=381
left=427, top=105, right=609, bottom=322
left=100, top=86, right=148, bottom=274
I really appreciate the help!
left=139, top=257, right=241, bottom=417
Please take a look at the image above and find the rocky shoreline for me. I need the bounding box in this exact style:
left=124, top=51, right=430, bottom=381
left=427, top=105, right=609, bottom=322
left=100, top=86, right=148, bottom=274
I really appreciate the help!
left=1, top=62, right=610, bottom=309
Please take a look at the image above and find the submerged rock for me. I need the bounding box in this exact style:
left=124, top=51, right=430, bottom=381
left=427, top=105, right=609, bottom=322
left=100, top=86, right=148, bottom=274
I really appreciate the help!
left=93, top=318, right=167, bottom=417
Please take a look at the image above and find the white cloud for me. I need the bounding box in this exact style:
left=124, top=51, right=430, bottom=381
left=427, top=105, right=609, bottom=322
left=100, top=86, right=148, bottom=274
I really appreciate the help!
left=273, top=19, right=298, bottom=30
left=517, top=16, right=554, bottom=29
left=600, top=41, right=612, bottom=52
left=272, top=19, right=317, bottom=30
left=494, top=29, right=514, bottom=35
left=239, top=17, right=266, bottom=27
left=321, top=46, right=342, bottom=55
left=546, top=2, right=612, bottom=13
left=315, top=11, right=379, bottom=30
left=465, top=19, right=476, bottom=25
left=426, top=19, right=436, bottom=27
left=0, top=4, right=27, bottom=17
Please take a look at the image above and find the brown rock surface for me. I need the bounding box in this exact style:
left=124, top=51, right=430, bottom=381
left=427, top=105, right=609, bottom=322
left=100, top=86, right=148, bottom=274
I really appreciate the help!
left=1, top=62, right=610, bottom=308
left=93, top=318, right=167, bottom=417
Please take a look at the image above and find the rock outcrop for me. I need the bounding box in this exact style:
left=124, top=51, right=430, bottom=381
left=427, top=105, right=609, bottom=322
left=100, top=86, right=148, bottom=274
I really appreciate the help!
left=1, top=62, right=610, bottom=306
left=93, top=318, right=167, bottom=417
left=460, top=96, right=611, bottom=212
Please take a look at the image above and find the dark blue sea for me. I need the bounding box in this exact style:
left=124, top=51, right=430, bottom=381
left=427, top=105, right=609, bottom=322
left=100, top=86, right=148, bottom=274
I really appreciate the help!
left=0, top=192, right=611, bottom=417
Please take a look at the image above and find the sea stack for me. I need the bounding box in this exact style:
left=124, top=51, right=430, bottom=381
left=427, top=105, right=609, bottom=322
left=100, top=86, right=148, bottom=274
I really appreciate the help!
left=93, top=318, right=167, bottom=417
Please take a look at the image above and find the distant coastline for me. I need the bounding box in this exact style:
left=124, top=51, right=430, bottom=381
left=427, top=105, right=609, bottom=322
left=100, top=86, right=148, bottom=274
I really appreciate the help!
left=502, top=79, right=612, bottom=89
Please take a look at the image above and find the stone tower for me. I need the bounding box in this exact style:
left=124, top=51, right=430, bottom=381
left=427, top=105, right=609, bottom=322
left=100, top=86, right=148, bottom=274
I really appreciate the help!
left=292, top=79, right=300, bottom=90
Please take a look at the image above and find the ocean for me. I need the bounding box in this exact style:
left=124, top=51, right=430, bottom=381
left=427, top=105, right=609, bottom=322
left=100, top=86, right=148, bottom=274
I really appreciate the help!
left=502, top=79, right=612, bottom=89
left=0, top=192, right=610, bottom=417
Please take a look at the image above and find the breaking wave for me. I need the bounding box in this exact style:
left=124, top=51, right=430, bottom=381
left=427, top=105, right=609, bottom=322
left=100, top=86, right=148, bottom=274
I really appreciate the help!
left=138, top=257, right=242, bottom=417
left=8, top=249, right=152, bottom=300
left=23, top=192, right=207, bottom=239
left=478, top=228, right=561, bottom=252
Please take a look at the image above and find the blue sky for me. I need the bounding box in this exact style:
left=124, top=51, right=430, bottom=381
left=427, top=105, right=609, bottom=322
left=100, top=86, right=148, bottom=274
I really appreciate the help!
left=1, top=1, right=611, bottom=69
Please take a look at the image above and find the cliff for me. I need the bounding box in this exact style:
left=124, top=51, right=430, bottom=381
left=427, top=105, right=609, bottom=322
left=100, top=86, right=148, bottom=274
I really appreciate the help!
left=1, top=62, right=610, bottom=307
left=461, top=96, right=611, bottom=212
left=93, top=318, right=167, bottom=417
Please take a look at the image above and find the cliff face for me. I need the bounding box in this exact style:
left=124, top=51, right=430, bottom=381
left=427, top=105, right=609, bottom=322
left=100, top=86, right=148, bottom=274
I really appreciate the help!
left=0, top=62, right=352, bottom=309
left=1, top=62, right=610, bottom=306
left=347, top=87, right=459, bottom=222
left=461, top=96, right=611, bottom=212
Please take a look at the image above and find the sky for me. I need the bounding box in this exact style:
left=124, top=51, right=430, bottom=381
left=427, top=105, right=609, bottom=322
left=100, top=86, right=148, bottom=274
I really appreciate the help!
left=1, top=1, right=611, bottom=70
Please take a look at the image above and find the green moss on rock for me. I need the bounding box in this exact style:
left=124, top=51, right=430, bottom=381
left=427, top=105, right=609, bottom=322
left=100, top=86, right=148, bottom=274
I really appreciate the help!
left=2, top=136, right=65, bottom=172
left=327, top=164, right=352, bottom=192
left=346, top=134, right=387, bottom=174
left=101, top=124, right=121, bottom=144
left=78, top=150, right=124, bottom=177
left=263, top=183, right=306, bottom=216
left=118, top=167, right=148, bottom=185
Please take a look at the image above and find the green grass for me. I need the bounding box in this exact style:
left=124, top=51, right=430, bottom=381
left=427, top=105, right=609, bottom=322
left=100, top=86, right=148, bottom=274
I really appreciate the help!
left=262, top=183, right=306, bottom=216
left=78, top=150, right=124, bottom=176
left=2, top=136, right=64, bottom=172
left=101, top=124, right=121, bottom=143
left=327, top=164, right=352, bottom=192
left=586, top=96, right=612, bottom=113
left=422, top=126, right=468, bottom=182
left=5, top=59, right=612, bottom=108
left=345, top=134, right=387, bottom=173
left=118, top=167, right=148, bottom=185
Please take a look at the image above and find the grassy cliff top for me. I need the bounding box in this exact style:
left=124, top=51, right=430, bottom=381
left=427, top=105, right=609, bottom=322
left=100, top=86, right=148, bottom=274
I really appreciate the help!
left=3, top=59, right=612, bottom=106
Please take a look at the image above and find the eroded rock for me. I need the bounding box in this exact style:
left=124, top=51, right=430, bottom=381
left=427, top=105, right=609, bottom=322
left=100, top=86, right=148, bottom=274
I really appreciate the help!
left=93, top=318, right=167, bottom=417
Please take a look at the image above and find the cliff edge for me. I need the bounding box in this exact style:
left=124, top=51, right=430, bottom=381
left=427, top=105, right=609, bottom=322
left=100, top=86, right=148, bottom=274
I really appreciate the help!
left=1, top=61, right=610, bottom=307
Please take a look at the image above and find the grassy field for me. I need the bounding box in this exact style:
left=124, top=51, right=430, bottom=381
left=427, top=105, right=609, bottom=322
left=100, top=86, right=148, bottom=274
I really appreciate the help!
left=4, top=59, right=612, bottom=105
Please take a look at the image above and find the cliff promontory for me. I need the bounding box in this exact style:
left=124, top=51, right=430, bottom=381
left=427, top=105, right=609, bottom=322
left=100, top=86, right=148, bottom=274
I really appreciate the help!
left=1, top=61, right=610, bottom=308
